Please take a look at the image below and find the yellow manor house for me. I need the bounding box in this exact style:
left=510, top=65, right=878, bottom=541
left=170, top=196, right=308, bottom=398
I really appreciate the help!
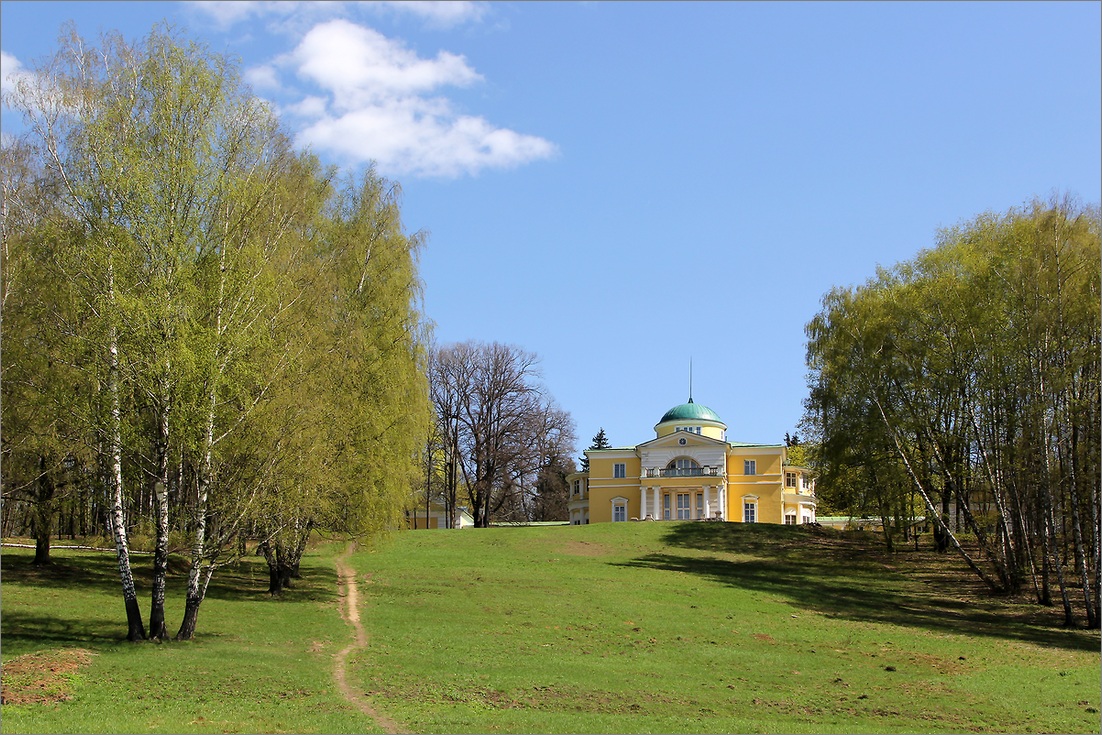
left=567, top=399, right=816, bottom=525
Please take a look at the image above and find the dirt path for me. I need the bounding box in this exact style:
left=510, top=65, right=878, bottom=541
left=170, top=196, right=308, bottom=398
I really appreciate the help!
left=334, top=543, right=406, bottom=734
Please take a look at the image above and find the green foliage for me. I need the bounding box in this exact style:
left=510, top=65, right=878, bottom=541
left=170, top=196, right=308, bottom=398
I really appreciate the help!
left=309, top=172, right=432, bottom=538
left=2, top=24, right=433, bottom=638
left=1, top=141, right=94, bottom=549
left=803, top=196, right=1100, bottom=621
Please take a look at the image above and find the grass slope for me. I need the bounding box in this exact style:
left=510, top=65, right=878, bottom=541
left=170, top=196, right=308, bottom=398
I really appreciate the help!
left=347, top=522, right=1101, bottom=734
left=2, top=523, right=1099, bottom=734
left=1, top=541, right=383, bottom=734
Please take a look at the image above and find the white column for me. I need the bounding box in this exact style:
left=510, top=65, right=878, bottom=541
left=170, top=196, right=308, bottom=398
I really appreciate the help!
left=719, top=486, right=726, bottom=520
left=652, top=486, right=660, bottom=519
left=703, top=486, right=711, bottom=518
left=640, top=487, right=648, bottom=519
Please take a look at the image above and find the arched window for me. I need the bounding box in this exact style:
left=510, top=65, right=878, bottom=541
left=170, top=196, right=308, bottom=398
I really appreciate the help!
left=665, top=458, right=700, bottom=477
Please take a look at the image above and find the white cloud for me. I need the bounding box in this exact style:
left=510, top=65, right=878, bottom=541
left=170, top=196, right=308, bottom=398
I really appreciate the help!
left=284, top=94, right=329, bottom=119
left=296, top=96, right=556, bottom=178
left=1, top=51, right=27, bottom=98
left=191, top=1, right=550, bottom=179
left=188, top=1, right=487, bottom=32
left=188, top=1, right=339, bottom=32
left=272, top=20, right=556, bottom=178
left=292, top=20, right=480, bottom=106
left=375, top=1, right=488, bottom=28
left=244, top=63, right=282, bottom=92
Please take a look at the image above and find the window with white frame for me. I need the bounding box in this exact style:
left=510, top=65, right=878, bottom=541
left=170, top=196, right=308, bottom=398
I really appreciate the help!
left=614, top=462, right=626, bottom=478
left=676, top=493, right=691, bottom=519
left=784, top=513, right=797, bottom=525
left=744, top=460, right=756, bottom=476
left=801, top=475, right=811, bottom=490
left=744, top=501, right=757, bottom=523
left=785, top=471, right=797, bottom=488
left=696, top=493, right=704, bottom=517
left=663, top=493, right=671, bottom=520
left=612, top=499, right=627, bottom=522
left=573, top=479, right=580, bottom=495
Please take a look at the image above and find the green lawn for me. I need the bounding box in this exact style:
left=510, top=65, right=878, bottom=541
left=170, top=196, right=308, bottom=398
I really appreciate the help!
left=348, top=522, right=1101, bottom=734
left=1, top=540, right=383, bottom=734
left=3, top=523, right=1099, bottom=733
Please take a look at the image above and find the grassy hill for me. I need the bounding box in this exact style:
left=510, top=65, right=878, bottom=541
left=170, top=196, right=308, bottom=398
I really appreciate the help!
left=2, top=522, right=1099, bottom=733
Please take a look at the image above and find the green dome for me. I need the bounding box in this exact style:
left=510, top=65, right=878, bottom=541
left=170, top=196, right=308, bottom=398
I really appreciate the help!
left=658, top=399, right=722, bottom=425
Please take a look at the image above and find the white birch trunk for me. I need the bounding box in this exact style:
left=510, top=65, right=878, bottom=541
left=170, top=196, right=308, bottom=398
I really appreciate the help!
left=107, top=263, right=146, bottom=641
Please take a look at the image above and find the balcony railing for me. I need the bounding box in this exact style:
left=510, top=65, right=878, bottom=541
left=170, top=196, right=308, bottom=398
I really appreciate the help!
left=783, top=491, right=817, bottom=505
left=643, top=466, right=723, bottom=478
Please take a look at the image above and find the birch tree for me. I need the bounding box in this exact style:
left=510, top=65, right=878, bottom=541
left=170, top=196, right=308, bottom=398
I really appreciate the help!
left=0, top=138, right=93, bottom=567
left=309, top=171, right=433, bottom=540
left=8, top=25, right=327, bottom=640
left=5, top=23, right=436, bottom=639
left=804, top=196, right=1100, bottom=627
left=250, top=168, right=432, bottom=589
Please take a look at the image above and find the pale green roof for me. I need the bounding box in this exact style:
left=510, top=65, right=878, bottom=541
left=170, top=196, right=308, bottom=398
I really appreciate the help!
left=658, top=399, right=722, bottom=424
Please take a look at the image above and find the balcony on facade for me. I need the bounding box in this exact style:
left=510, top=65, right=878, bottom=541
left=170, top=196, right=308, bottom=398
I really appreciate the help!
left=643, top=466, right=724, bottom=479
left=782, top=491, right=817, bottom=505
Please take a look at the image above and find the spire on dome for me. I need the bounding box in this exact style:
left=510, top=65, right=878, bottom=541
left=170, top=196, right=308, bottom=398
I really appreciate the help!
left=688, top=356, right=694, bottom=403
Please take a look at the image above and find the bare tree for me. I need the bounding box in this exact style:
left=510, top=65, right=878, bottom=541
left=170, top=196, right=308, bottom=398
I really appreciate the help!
left=430, top=342, right=576, bottom=527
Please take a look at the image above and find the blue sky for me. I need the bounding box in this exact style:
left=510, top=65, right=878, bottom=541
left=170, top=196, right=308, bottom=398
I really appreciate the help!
left=3, top=1, right=1099, bottom=457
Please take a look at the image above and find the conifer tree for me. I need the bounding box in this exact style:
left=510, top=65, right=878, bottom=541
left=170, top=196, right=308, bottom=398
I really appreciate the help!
left=580, top=427, right=611, bottom=472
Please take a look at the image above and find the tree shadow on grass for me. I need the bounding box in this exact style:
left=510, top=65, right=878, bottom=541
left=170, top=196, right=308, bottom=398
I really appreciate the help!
left=0, top=609, right=127, bottom=655
left=616, top=523, right=1099, bottom=653
left=2, top=548, right=339, bottom=652
left=1, top=548, right=338, bottom=604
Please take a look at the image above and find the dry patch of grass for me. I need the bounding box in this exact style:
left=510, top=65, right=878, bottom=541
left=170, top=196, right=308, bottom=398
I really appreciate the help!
left=556, top=539, right=611, bottom=557
left=365, top=679, right=694, bottom=715
left=1, top=648, right=95, bottom=705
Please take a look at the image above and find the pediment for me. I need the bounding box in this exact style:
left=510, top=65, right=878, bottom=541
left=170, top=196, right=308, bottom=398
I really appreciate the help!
left=637, top=432, right=728, bottom=450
